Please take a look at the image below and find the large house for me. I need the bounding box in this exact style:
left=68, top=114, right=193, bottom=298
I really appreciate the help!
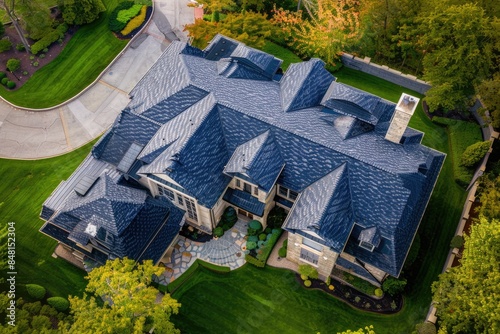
left=40, top=35, right=444, bottom=283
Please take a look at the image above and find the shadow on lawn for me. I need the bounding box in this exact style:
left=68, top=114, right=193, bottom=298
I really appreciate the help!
left=296, top=274, right=403, bottom=314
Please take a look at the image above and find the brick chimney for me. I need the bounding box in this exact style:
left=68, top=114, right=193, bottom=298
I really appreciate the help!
left=385, top=93, right=420, bottom=144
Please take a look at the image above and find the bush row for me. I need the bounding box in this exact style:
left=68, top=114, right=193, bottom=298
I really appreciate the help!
left=121, top=6, right=147, bottom=36
left=31, top=24, right=68, bottom=55
left=117, top=4, right=143, bottom=23
left=109, top=1, right=135, bottom=33
left=245, top=228, right=283, bottom=267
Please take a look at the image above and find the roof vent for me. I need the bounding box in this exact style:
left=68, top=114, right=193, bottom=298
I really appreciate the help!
left=385, top=93, right=419, bottom=144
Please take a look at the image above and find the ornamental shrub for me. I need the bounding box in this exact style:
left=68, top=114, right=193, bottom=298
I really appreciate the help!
left=31, top=30, right=60, bottom=55
left=16, top=43, right=25, bottom=51
left=255, top=229, right=282, bottom=262
left=450, top=235, right=464, bottom=249
left=26, top=284, right=46, bottom=300
left=6, top=58, right=20, bottom=72
left=246, top=241, right=257, bottom=250
left=47, top=297, right=70, bottom=312
left=0, top=71, right=6, bottom=79
left=278, top=246, right=286, bottom=258
left=461, top=141, right=490, bottom=167
left=328, top=284, right=335, bottom=290
left=0, top=39, right=12, bottom=53
left=258, top=233, right=267, bottom=241
left=298, top=264, right=318, bottom=280
left=247, top=235, right=258, bottom=242
left=1, top=77, right=8, bottom=85
left=213, top=226, right=224, bottom=238
left=304, top=280, right=312, bottom=287
left=382, top=277, right=407, bottom=296
left=109, top=1, right=135, bottom=32
left=300, top=274, right=308, bottom=280
left=121, top=6, right=147, bottom=36
left=247, top=220, right=263, bottom=236
left=7, top=81, right=16, bottom=89
left=374, top=288, right=383, bottom=297
left=117, top=4, right=143, bottom=23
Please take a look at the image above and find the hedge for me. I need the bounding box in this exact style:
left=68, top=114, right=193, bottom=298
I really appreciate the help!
left=31, top=24, right=66, bottom=55
left=26, top=284, right=46, bottom=300
left=0, top=39, right=12, bottom=53
left=109, top=1, right=135, bottom=32
left=117, top=4, right=143, bottom=23
left=121, top=6, right=147, bottom=36
left=47, top=297, right=70, bottom=312
left=244, top=254, right=265, bottom=267
left=245, top=229, right=283, bottom=268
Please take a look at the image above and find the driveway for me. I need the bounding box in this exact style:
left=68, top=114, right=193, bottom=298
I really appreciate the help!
left=0, top=0, right=195, bottom=159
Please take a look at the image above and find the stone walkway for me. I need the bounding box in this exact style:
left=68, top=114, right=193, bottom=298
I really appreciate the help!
left=156, top=219, right=248, bottom=285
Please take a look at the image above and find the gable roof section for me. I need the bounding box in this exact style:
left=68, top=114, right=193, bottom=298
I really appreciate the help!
left=321, top=81, right=386, bottom=125
left=280, top=59, right=335, bottom=112
left=224, top=130, right=284, bottom=191
left=284, top=163, right=354, bottom=252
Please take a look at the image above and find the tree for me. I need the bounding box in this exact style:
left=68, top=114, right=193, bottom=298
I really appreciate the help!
left=6, top=58, right=20, bottom=72
left=62, top=0, right=106, bottom=26
left=478, top=174, right=500, bottom=220
left=185, top=11, right=274, bottom=49
left=414, top=322, right=437, bottom=334
left=432, top=216, right=500, bottom=333
left=190, top=0, right=235, bottom=22
left=417, top=4, right=497, bottom=112
left=0, top=0, right=30, bottom=52
left=382, top=276, right=407, bottom=296
left=460, top=141, right=490, bottom=167
left=477, top=72, right=500, bottom=128
left=20, top=0, right=54, bottom=40
left=273, top=0, right=360, bottom=67
left=63, top=258, right=180, bottom=333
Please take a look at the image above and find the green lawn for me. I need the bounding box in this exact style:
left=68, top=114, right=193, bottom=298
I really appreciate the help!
left=261, top=41, right=302, bottom=71
left=0, top=0, right=128, bottom=108
left=170, top=67, right=474, bottom=333
left=0, top=142, right=95, bottom=298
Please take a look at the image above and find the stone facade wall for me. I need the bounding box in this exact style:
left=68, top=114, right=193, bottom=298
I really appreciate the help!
left=341, top=53, right=431, bottom=95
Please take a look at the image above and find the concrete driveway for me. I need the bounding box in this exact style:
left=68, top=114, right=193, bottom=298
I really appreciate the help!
left=0, top=0, right=195, bottom=159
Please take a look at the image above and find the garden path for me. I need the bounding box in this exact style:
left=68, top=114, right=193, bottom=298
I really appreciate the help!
left=0, top=0, right=195, bottom=159
left=156, top=219, right=248, bottom=285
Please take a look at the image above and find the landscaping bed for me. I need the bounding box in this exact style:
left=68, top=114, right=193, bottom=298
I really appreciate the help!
left=296, top=274, right=403, bottom=314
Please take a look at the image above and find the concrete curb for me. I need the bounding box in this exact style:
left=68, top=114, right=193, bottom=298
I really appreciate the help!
left=0, top=2, right=157, bottom=112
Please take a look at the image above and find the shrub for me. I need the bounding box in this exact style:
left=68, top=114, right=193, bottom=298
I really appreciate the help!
left=415, top=322, right=437, bottom=334
left=325, top=276, right=331, bottom=285
left=382, top=277, right=407, bottom=296
left=247, top=220, right=263, bottom=236
left=1, top=77, right=8, bottom=85
left=354, top=296, right=361, bottom=303
left=300, top=274, right=308, bottom=281
left=213, top=226, right=224, bottom=238
left=450, top=235, right=464, bottom=249
left=278, top=246, right=287, bottom=258
left=121, top=5, right=147, bottom=36
left=219, top=206, right=238, bottom=231
left=6, top=58, right=20, bottom=72
left=7, top=81, right=16, bottom=89
left=328, top=284, right=335, bottom=290
left=31, top=30, right=60, bottom=55
left=461, top=141, right=490, bottom=167
left=26, top=284, right=46, bottom=300
left=246, top=241, right=257, bottom=250
left=258, top=233, right=267, bottom=241
left=22, top=71, right=28, bottom=76
left=39, top=54, right=46, bottom=59
left=266, top=206, right=288, bottom=229
left=247, top=235, right=258, bottom=242
left=304, top=280, right=312, bottom=287
left=56, top=23, right=69, bottom=35
left=374, top=288, right=383, bottom=297
left=33, top=62, right=39, bottom=67
left=30, top=55, right=35, bottom=60
left=298, top=264, right=318, bottom=280
left=109, top=1, right=135, bottom=32
left=390, top=300, right=397, bottom=310
left=16, top=43, right=25, bottom=51
left=244, top=254, right=264, bottom=267
left=0, top=39, right=12, bottom=52
left=264, top=227, right=272, bottom=234
left=255, top=229, right=281, bottom=262
left=257, top=240, right=265, bottom=248
left=47, top=297, right=70, bottom=312
left=117, top=4, right=143, bottom=23
left=0, top=71, right=6, bottom=79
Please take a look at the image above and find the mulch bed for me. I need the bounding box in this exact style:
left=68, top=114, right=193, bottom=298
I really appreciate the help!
left=179, top=224, right=213, bottom=243
left=0, top=22, right=74, bottom=90
left=296, top=274, right=403, bottom=314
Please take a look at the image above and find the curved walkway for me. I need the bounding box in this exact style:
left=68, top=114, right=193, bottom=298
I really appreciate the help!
left=0, top=0, right=195, bottom=160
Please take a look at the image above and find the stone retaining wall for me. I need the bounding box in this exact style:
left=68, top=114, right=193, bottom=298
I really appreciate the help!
left=341, top=53, right=431, bottom=94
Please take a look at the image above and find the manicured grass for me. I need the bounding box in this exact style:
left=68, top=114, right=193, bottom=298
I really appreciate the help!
left=0, top=142, right=96, bottom=298
left=170, top=67, right=470, bottom=333
left=261, top=40, right=302, bottom=71
left=0, top=0, right=128, bottom=108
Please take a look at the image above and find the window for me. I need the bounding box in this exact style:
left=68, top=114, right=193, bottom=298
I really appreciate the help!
left=236, top=179, right=241, bottom=188
left=244, top=182, right=252, bottom=193
left=300, top=248, right=318, bottom=265
left=253, top=187, right=259, bottom=196
left=185, top=197, right=198, bottom=221
left=278, top=185, right=298, bottom=201
left=158, top=186, right=174, bottom=201
left=302, top=238, right=323, bottom=251
left=177, top=195, right=184, bottom=206
left=359, top=241, right=375, bottom=252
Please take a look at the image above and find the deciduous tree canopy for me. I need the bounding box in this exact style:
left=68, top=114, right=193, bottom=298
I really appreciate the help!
left=432, top=216, right=500, bottom=333
left=62, top=0, right=106, bottom=26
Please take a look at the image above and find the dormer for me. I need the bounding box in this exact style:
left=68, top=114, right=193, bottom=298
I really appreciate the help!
left=358, top=226, right=381, bottom=252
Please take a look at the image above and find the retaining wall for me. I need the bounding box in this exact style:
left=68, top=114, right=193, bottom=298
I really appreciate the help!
left=341, top=53, right=431, bottom=95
